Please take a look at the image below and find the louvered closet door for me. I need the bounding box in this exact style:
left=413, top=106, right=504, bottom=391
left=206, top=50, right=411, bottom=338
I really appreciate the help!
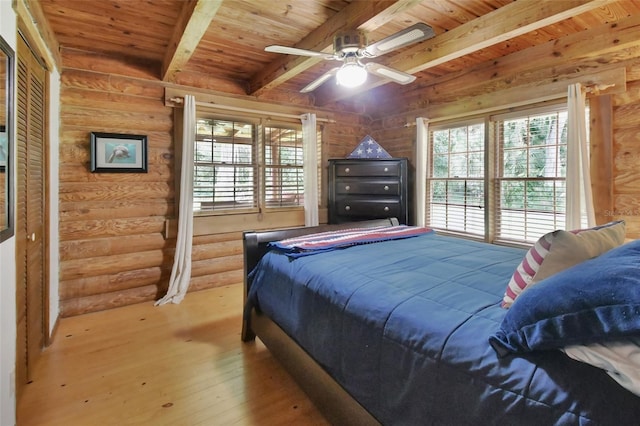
left=15, top=34, right=47, bottom=399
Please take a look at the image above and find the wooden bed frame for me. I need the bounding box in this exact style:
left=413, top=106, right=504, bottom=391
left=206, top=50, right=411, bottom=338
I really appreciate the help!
left=241, top=218, right=398, bottom=426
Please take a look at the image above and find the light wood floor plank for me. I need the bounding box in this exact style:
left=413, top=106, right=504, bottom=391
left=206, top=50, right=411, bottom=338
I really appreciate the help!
left=17, top=284, right=329, bottom=426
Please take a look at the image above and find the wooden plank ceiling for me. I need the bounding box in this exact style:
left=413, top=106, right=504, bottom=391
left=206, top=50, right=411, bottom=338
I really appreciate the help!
left=30, top=0, right=640, bottom=107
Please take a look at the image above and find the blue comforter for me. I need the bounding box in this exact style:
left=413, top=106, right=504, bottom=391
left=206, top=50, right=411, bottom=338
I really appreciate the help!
left=247, top=232, right=640, bottom=425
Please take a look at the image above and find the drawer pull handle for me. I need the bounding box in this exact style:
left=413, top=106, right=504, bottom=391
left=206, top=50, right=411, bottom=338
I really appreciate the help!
left=345, top=205, right=351, bottom=211
left=344, top=167, right=350, bottom=173
left=383, top=185, right=389, bottom=191
left=345, top=185, right=351, bottom=191
left=384, top=167, right=389, bottom=172
left=384, top=206, right=390, bottom=212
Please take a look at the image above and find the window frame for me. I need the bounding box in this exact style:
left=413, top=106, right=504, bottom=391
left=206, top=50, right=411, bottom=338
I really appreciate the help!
left=426, top=102, right=578, bottom=245
left=492, top=104, right=570, bottom=244
left=193, top=111, right=315, bottom=218
left=263, top=123, right=305, bottom=210
left=193, top=113, right=260, bottom=215
left=427, top=119, right=486, bottom=238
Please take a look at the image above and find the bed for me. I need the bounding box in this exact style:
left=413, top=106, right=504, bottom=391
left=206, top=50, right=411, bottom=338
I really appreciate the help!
left=241, top=219, right=640, bottom=425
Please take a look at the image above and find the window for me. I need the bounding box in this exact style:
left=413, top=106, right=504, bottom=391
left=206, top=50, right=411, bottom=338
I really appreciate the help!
left=193, top=115, right=316, bottom=215
left=428, top=122, right=485, bottom=237
left=426, top=104, right=574, bottom=244
left=194, top=118, right=257, bottom=212
left=494, top=108, right=568, bottom=242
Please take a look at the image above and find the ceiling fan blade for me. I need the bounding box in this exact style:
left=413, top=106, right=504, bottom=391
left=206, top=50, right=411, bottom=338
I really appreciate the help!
left=265, top=45, right=333, bottom=59
left=365, top=63, right=416, bottom=85
left=363, top=23, right=435, bottom=57
left=300, top=68, right=338, bottom=93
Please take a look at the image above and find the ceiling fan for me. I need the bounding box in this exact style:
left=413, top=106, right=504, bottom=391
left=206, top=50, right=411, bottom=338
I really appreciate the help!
left=265, top=23, right=435, bottom=93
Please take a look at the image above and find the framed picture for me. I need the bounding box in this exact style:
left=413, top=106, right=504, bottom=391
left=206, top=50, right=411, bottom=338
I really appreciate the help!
left=0, top=125, right=7, bottom=173
left=90, top=132, right=148, bottom=173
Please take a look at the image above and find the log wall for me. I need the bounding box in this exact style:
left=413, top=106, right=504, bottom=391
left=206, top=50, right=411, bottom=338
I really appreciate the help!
left=58, top=66, right=175, bottom=316
left=57, top=50, right=368, bottom=316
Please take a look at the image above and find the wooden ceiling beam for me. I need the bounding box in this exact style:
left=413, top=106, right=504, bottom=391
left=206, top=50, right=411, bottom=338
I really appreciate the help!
left=248, top=0, right=424, bottom=96
left=314, top=0, right=616, bottom=105
left=162, top=0, right=223, bottom=82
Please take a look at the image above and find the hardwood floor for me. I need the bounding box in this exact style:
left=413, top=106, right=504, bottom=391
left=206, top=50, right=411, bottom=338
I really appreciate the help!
left=17, top=284, right=330, bottom=426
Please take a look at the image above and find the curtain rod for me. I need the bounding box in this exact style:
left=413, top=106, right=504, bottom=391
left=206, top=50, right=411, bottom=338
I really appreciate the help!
left=169, top=97, right=335, bottom=123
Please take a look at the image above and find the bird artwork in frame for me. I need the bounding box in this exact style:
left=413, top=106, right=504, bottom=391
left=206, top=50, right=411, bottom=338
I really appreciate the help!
left=90, top=132, right=148, bottom=173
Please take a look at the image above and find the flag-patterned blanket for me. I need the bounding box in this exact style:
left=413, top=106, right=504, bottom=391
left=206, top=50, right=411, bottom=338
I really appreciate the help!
left=269, top=225, right=434, bottom=258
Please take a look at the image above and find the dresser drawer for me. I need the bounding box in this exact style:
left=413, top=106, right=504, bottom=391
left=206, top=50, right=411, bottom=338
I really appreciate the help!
left=334, top=161, right=401, bottom=177
left=334, top=179, right=400, bottom=196
left=334, top=198, right=401, bottom=219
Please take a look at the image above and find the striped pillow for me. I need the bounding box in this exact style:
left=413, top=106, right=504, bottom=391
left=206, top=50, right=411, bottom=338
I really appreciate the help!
left=502, top=232, right=554, bottom=308
left=502, top=220, right=626, bottom=308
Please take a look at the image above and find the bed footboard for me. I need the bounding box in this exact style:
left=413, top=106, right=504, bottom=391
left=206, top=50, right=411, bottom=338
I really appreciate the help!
left=240, top=219, right=397, bottom=425
left=249, top=310, right=380, bottom=425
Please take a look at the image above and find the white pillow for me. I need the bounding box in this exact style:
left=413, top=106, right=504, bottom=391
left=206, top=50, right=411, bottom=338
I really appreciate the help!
left=563, top=338, right=640, bottom=396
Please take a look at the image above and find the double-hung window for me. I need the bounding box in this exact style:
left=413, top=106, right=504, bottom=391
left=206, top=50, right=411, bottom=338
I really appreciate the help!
left=194, top=117, right=257, bottom=213
left=193, top=115, right=311, bottom=215
left=428, top=121, right=485, bottom=237
left=426, top=103, right=573, bottom=244
left=494, top=107, right=568, bottom=243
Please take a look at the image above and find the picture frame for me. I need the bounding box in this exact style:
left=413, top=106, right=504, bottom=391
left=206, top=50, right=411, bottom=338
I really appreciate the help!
left=90, top=132, right=148, bottom=173
left=0, top=125, right=7, bottom=173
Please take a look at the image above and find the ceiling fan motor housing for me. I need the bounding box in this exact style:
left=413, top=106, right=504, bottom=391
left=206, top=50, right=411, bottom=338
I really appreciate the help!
left=334, top=30, right=367, bottom=54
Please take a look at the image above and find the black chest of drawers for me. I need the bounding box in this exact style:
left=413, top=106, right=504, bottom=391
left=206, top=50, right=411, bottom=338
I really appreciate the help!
left=328, top=158, right=409, bottom=225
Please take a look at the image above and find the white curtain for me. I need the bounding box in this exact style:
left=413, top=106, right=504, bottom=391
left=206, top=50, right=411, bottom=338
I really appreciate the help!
left=301, top=113, right=319, bottom=226
left=156, top=95, right=196, bottom=306
left=415, top=117, right=430, bottom=227
left=566, top=83, right=596, bottom=230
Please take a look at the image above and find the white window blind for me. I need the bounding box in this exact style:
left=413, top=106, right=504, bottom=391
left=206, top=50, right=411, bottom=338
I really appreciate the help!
left=264, top=125, right=304, bottom=208
left=193, top=115, right=319, bottom=214
left=194, top=118, right=258, bottom=213
left=493, top=107, right=568, bottom=243
left=427, top=122, right=485, bottom=237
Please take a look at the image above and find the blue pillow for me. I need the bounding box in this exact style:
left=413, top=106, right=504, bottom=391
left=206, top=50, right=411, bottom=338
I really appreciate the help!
left=489, top=239, right=640, bottom=357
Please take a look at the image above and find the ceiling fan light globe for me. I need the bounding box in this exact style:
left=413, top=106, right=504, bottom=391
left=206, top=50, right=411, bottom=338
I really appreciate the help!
left=336, top=63, right=367, bottom=88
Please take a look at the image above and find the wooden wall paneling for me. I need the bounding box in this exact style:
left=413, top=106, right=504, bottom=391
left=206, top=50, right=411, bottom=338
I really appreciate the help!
left=60, top=284, right=161, bottom=317
left=58, top=62, right=175, bottom=315
left=57, top=59, right=369, bottom=315
left=589, top=95, right=614, bottom=226
left=61, top=249, right=167, bottom=281
left=187, top=269, right=244, bottom=293
left=191, top=255, right=243, bottom=279
left=60, top=233, right=168, bottom=261
left=60, top=266, right=166, bottom=301
left=59, top=199, right=173, bottom=222
left=611, top=66, right=640, bottom=238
